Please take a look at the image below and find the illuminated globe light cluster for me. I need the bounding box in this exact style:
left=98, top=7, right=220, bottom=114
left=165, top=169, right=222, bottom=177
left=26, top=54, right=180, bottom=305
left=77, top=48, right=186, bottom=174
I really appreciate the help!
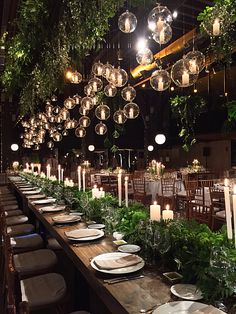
left=65, top=69, right=83, bottom=84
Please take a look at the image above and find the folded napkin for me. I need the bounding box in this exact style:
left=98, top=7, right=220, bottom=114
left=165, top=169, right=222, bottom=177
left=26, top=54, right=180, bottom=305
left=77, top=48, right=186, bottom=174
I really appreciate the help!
left=65, top=229, right=100, bottom=239
left=52, top=214, right=78, bottom=222
left=192, top=305, right=223, bottom=314
left=94, top=254, right=142, bottom=270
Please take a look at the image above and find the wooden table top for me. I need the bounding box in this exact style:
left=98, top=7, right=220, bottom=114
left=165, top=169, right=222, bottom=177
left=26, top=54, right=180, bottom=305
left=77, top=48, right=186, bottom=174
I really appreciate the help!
left=12, top=181, right=173, bottom=314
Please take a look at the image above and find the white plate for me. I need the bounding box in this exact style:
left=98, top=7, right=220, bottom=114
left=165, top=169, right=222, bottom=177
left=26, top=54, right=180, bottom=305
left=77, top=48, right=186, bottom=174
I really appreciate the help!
left=69, top=212, right=84, bottom=216
left=40, top=205, right=65, bottom=212
left=23, top=190, right=41, bottom=195
left=65, top=228, right=104, bottom=241
left=91, top=252, right=145, bottom=275
left=153, top=301, right=223, bottom=314
left=52, top=214, right=81, bottom=224
left=88, top=224, right=105, bottom=229
left=118, top=244, right=141, bottom=253
left=27, top=194, right=46, bottom=199
left=32, top=198, right=56, bottom=205
left=171, top=284, right=203, bottom=301
left=20, top=187, right=36, bottom=191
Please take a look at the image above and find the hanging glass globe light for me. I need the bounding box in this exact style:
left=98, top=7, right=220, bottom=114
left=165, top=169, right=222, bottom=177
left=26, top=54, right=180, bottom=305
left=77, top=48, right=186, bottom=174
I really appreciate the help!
left=171, top=58, right=198, bottom=87
left=113, top=110, right=127, bottom=124
left=95, top=122, right=107, bottom=135
left=64, top=97, right=76, bottom=110
left=104, top=84, right=117, bottom=97
left=84, top=84, right=95, bottom=97
left=185, top=50, right=205, bottom=74
left=123, top=103, right=140, bottom=119
left=49, top=115, right=56, bottom=123
left=79, top=116, right=91, bottom=128
left=79, top=106, right=89, bottom=116
left=113, top=67, right=128, bottom=87
left=118, top=10, right=137, bottom=33
left=75, top=126, right=86, bottom=138
left=53, top=131, right=62, bottom=142
left=89, top=77, right=103, bottom=92
left=46, top=103, right=54, bottom=113
left=102, top=63, right=113, bottom=80
left=60, top=108, right=70, bottom=120
left=107, top=67, right=116, bottom=85
left=91, top=96, right=98, bottom=106
left=95, top=104, right=110, bottom=120
left=46, top=98, right=51, bottom=105
left=55, top=115, right=63, bottom=123
left=57, top=124, right=63, bottom=131
left=92, top=61, right=104, bottom=76
left=51, top=95, right=57, bottom=102
left=150, top=69, right=171, bottom=91
left=70, top=71, right=82, bottom=84
left=37, top=137, right=45, bottom=144
left=44, top=122, right=50, bottom=130
left=65, top=118, right=78, bottom=129
left=73, top=94, right=81, bottom=105
left=136, top=48, right=153, bottom=65
left=62, top=129, right=68, bottom=136
left=148, top=4, right=173, bottom=32
left=34, top=145, right=40, bottom=150
left=41, top=114, right=47, bottom=123
left=121, top=85, right=136, bottom=101
left=54, top=106, right=61, bottom=114
left=81, top=97, right=94, bottom=110
left=152, top=23, right=172, bottom=45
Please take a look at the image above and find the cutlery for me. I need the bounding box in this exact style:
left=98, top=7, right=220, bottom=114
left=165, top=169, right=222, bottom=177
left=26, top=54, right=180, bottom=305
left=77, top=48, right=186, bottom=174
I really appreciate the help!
left=139, top=303, right=160, bottom=313
left=104, top=274, right=144, bottom=284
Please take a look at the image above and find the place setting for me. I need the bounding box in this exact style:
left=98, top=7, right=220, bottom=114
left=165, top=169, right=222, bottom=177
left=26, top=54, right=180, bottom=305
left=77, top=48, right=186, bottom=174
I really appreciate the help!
left=65, top=228, right=104, bottom=242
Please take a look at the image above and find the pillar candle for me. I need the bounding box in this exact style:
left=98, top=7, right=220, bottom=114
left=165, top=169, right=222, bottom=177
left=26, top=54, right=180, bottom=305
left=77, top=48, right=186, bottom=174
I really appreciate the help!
left=92, top=185, right=99, bottom=199
left=78, top=166, right=81, bottom=191
left=61, top=168, right=64, bottom=182
left=38, top=164, right=41, bottom=174
left=82, top=169, right=86, bottom=192
left=58, top=165, right=61, bottom=182
left=124, top=176, right=128, bottom=207
left=150, top=201, right=161, bottom=221
left=162, top=204, right=174, bottom=221
left=224, top=178, right=233, bottom=239
left=99, top=187, right=105, bottom=198
left=213, top=18, right=220, bottom=36
left=232, top=185, right=236, bottom=247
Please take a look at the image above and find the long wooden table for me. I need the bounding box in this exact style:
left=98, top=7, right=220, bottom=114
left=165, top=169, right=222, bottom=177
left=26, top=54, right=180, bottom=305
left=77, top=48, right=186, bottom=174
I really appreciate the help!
left=11, top=179, right=172, bottom=314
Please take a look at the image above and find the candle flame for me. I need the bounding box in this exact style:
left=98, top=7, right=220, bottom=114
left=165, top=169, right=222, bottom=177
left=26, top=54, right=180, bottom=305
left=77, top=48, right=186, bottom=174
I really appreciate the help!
left=154, top=201, right=157, bottom=205
left=166, top=204, right=170, bottom=210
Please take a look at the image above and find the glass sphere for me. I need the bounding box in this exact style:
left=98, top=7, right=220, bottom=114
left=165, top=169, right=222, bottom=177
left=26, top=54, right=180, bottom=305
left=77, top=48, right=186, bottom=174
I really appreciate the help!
left=55, top=115, right=63, bottom=123
left=148, top=4, right=173, bottom=32
left=65, top=118, right=78, bottom=129
left=54, top=106, right=61, bottom=114
left=84, top=84, right=95, bottom=97
left=155, top=133, right=166, bottom=144
left=79, top=106, right=89, bottom=116
left=150, top=69, right=171, bottom=91
left=102, top=62, right=113, bottom=79
left=48, top=115, right=56, bottom=123
left=75, top=126, right=86, bottom=138
left=91, top=96, right=98, bottom=106
left=104, top=84, right=117, bottom=97
left=53, top=131, right=62, bottom=142
left=60, top=108, right=70, bottom=120
left=51, top=95, right=57, bottom=102
left=118, top=10, right=137, bottom=33
left=95, top=104, right=110, bottom=120
left=64, top=97, right=76, bottom=110
left=113, top=110, right=127, bottom=124
left=136, top=48, right=153, bottom=65
left=44, top=122, right=50, bottom=130
left=57, top=124, right=63, bottom=131
left=89, top=77, right=103, bottom=92
left=70, top=71, right=82, bottom=84
left=62, top=129, right=68, bottom=136
left=45, top=103, right=54, bottom=113
left=81, top=97, right=94, bottom=110
left=92, top=61, right=104, bottom=76
left=79, top=116, right=91, bottom=128
left=171, top=58, right=198, bottom=87
left=73, top=94, right=81, bottom=105
left=185, top=50, right=205, bottom=73
left=113, top=68, right=128, bottom=87
left=95, top=122, right=107, bottom=135
left=123, top=103, right=140, bottom=119
left=121, top=85, right=136, bottom=101
left=152, top=23, right=172, bottom=45
left=88, top=145, right=95, bottom=151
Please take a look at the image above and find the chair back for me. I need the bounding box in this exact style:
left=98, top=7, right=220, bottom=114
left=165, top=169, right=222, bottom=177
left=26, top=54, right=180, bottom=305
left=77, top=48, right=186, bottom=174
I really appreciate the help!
left=184, top=180, right=198, bottom=200
left=161, top=178, right=175, bottom=196
left=209, top=187, right=225, bottom=213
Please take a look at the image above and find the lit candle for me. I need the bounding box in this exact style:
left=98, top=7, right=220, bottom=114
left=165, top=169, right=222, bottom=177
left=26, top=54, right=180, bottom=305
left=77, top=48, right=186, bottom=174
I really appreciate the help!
left=83, top=120, right=87, bottom=127
left=118, top=170, right=122, bottom=206
left=61, top=168, right=64, bottom=182
left=189, top=59, right=197, bottom=74
left=158, top=77, right=164, bottom=91
left=150, top=201, right=161, bottom=221
left=93, top=82, right=97, bottom=92
left=159, top=29, right=165, bottom=44
left=108, top=88, right=112, bottom=97
left=92, top=184, right=99, bottom=199
left=46, top=164, right=51, bottom=178
left=162, top=204, right=174, bottom=221
left=182, top=71, right=189, bottom=86
left=99, top=187, right=105, bottom=198
left=117, top=74, right=123, bottom=86
left=126, top=91, right=131, bottom=101
left=99, top=126, right=104, bottom=135
left=213, top=18, right=220, bottom=36
left=118, top=114, right=122, bottom=124
left=224, top=178, right=233, bottom=239
left=101, top=109, right=106, bottom=120
left=124, top=176, right=129, bottom=207
left=233, top=185, right=236, bottom=247
left=38, top=164, right=41, bottom=174
left=77, top=166, right=81, bottom=191
left=124, top=18, right=131, bottom=32
left=82, top=169, right=86, bottom=192
left=58, top=164, right=61, bottom=182
left=129, top=108, right=134, bottom=119
left=156, top=17, right=164, bottom=32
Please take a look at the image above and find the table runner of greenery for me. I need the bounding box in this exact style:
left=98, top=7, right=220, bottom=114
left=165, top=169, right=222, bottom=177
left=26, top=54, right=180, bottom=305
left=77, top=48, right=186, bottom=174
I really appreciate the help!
left=17, top=172, right=236, bottom=303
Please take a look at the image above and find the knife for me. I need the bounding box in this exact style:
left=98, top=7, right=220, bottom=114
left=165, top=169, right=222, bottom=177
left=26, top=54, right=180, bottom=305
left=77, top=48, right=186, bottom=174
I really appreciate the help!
left=104, top=274, right=144, bottom=284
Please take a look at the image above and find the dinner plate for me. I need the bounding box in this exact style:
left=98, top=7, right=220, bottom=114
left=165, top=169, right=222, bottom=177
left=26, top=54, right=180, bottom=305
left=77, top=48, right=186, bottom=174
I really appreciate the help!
left=153, top=301, right=223, bottom=314
left=23, top=190, right=41, bottom=195
left=32, top=198, right=56, bottom=205
left=170, top=284, right=203, bottom=300
left=27, top=194, right=46, bottom=199
left=40, top=205, right=65, bottom=212
left=91, top=252, right=145, bottom=275
left=65, top=228, right=104, bottom=241
left=87, top=224, right=105, bottom=229
left=69, top=212, right=84, bottom=216
left=118, top=244, right=141, bottom=253
left=20, top=187, right=37, bottom=191
left=52, top=214, right=81, bottom=224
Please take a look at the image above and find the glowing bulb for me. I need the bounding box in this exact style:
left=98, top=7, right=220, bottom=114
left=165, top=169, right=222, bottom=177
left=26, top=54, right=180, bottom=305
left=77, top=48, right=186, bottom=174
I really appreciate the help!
left=213, top=18, right=220, bottom=36
left=136, top=38, right=147, bottom=51
left=182, top=71, right=189, bottom=86
left=173, top=11, right=178, bottom=19
left=65, top=70, right=73, bottom=80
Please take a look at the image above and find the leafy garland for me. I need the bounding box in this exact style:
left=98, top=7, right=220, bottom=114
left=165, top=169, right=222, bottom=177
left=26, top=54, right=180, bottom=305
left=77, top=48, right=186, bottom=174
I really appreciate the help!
left=170, top=96, right=207, bottom=152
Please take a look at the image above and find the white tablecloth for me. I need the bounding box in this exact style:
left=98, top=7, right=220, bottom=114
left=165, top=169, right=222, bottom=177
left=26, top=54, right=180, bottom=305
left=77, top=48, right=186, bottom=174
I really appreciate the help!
left=146, top=180, right=185, bottom=202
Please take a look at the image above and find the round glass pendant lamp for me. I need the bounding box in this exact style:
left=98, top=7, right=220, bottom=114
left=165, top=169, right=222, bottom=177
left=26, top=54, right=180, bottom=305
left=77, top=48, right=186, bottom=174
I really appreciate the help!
left=70, top=71, right=82, bottom=84
left=64, top=97, right=76, bottom=110
left=45, top=103, right=54, bottom=113
left=113, top=68, right=128, bottom=87
left=54, top=106, right=61, bottom=114
left=91, top=96, right=98, bottom=106
left=95, top=104, right=110, bottom=120
left=62, top=129, right=68, bottom=136
left=65, top=118, right=78, bottom=129
left=79, top=106, right=89, bottom=116
left=55, top=115, right=63, bottom=124
left=73, top=94, right=81, bottom=105
left=60, top=108, right=70, bottom=120
left=113, top=110, right=127, bottom=124
left=148, top=4, right=173, bottom=32
left=95, top=122, right=107, bottom=135
left=155, top=133, right=166, bottom=145
left=51, top=95, right=57, bottom=102
left=118, top=10, right=137, bottom=33
left=84, top=84, right=95, bottom=97
left=123, top=103, right=140, bottom=119
left=92, top=61, right=104, bottom=76
left=104, top=84, right=117, bottom=97
left=57, top=124, right=63, bottom=131
left=81, top=97, right=94, bottom=110
left=79, top=116, right=91, bottom=128
left=136, top=48, right=153, bottom=66
left=11, top=144, right=19, bottom=151
left=152, top=23, right=172, bottom=45
left=89, top=77, right=103, bottom=93
left=102, top=63, right=113, bottom=79
left=53, top=131, right=62, bottom=142
left=75, top=126, right=86, bottom=138
left=121, top=85, right=136, bottom=102
left=148, top=145, right=154, bottom=151
left=185, top=50, right=205, bottom=73
left=171, top=58, right=198, bottom=87
left=150, top=69, right=171, bottom=91
left=49, top=115, right=56, bottom=123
